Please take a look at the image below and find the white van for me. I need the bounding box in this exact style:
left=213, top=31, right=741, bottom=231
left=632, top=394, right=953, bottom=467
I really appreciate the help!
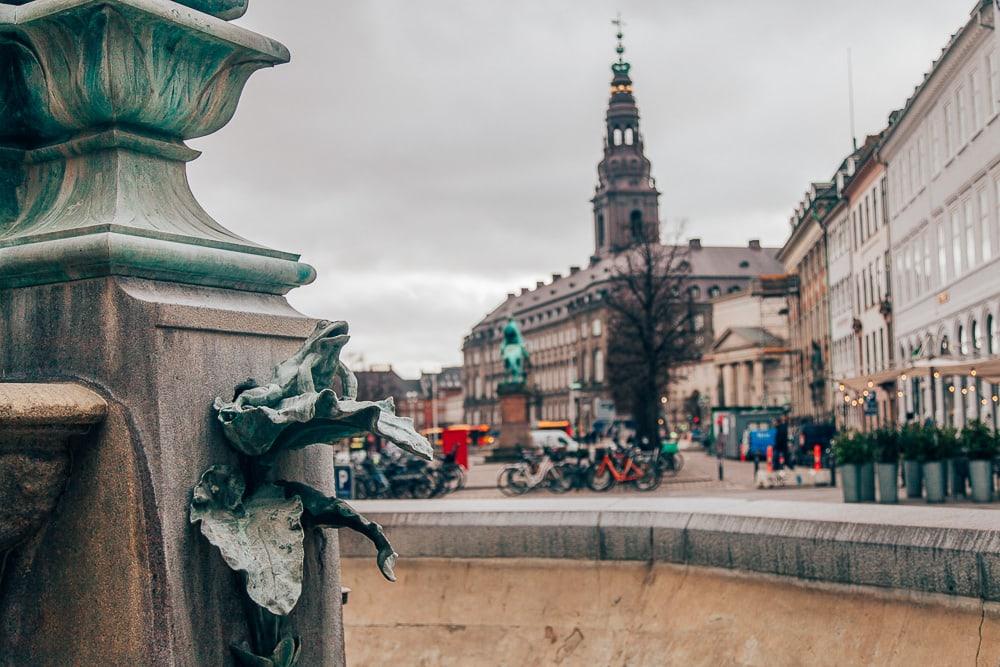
left=530, top=429, right=580, bottom=452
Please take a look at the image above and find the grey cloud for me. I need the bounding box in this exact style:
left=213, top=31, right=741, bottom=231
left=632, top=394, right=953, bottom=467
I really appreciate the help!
left=186, top=0, right=973, bottom=376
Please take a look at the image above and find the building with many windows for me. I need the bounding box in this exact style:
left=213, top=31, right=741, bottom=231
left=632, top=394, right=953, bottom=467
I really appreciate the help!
left=778, top=182, right=838, bottom=424
left=462, top=33, right=782, bottom=434
left=884, top=0, right=1000, bottom=427
left=843, top=133, right=895, bottom=425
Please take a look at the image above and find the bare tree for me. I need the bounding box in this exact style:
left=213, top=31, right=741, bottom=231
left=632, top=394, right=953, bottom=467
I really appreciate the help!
left=604, top=232, right=697, bottom=446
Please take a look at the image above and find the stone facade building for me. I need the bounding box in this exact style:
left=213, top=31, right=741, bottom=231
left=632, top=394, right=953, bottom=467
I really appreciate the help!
left=885, top=0, right=1000, bottom=427
left=778, top=182, right=837, bottom=424
left=462, top=37, right=782, bottom=434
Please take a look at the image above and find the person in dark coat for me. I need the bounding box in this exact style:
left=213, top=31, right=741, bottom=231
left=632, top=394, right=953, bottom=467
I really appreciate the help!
left=774, top=416, right=791, bottom=470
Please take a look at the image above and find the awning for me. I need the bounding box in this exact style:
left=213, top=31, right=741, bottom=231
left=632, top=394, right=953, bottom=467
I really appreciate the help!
left=837, top=357, right=1000, bottom=393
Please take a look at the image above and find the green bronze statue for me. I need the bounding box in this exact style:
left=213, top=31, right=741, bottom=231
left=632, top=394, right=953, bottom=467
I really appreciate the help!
left=500, top=317, right=530, bottom=385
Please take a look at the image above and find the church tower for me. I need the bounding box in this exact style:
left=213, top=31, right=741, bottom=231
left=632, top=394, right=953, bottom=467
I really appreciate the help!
left=592, top=17, right=661, bottom=257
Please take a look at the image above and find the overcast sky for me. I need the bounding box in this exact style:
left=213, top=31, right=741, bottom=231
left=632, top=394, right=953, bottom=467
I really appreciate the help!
left=188, top=1, right=973, bottom=377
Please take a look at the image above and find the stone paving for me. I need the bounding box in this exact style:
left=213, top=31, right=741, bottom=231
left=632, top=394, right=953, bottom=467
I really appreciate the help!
left=453, top=448, right=1000, bottom=508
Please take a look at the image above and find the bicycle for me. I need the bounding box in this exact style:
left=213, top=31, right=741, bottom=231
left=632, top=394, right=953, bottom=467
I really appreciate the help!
left=587, top=445, right=661, bottom=492
left=497, top=447, right=571, bottom=495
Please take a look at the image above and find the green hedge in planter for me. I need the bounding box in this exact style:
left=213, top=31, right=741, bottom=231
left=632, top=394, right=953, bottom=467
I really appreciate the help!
left=936, top=425, right=962, bottom=460
left=899, top=423, right=935, bottom=462
left=962, top=421, right=999, bottom=460
left=832, top=431, right=872, bottom=465
left=872, top=427, right=899, bottom=464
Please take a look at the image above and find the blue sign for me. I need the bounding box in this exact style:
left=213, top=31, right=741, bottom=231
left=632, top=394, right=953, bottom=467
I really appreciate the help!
left=334, top=465, right=354, bottom=499
left=748, top=428, right=777, bottom=456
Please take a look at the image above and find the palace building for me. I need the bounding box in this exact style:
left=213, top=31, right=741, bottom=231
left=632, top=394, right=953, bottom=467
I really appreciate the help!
left=461, top=28, right=781, bottom=434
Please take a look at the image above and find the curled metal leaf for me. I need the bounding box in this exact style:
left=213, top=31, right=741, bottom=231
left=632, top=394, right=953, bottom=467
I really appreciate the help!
left=277, top=480, right=398, bottom=582
left=190, top=466, right=305, bottom=616
left=214, top=321, right=432, bottom=460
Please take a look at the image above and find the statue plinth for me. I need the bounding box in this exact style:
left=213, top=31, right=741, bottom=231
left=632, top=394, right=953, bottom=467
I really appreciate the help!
left=488, top=382, right=533, bottom=462
left=0, top=2, right=342, bottom=664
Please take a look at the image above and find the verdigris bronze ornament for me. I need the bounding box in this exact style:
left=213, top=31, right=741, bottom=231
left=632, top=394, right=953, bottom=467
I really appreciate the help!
left=191, top=320, right=431, bottom=666
left=0, top=0, right=250, bottom=20
left=500, top=317, right=530, bottom=385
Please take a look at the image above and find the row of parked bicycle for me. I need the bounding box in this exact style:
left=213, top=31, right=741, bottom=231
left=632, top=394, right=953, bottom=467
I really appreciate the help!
left=349, top=450, right=466, bottom=499
left=496, top=443, right=685, bottom=495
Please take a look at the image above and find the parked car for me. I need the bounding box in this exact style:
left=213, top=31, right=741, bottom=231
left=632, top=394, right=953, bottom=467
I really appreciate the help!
left=530, top=429, right=581, bottom=453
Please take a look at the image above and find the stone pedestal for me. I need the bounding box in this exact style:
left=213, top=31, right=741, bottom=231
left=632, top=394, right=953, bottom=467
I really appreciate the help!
left=0, top=1, right=344, bottom=664
left=487, top=383, right=533, bottom=462
left=0, top=279, right=344, bottom=665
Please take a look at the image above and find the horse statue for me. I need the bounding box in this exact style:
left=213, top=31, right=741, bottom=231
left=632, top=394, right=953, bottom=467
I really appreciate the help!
left=500, top=317, right=529, bottom=385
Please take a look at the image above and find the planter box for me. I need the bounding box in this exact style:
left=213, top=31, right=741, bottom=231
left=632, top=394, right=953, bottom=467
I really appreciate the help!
left=923, top=461, right=946, bottom=503
left=969, top=459, right=994, bottom=503
left=876, top=462, right=898, bottom=504
left=946, top=458, right=966, bottom=497
left=903, top=459, right=923, bottom=499
left=858, top=462, right=875, bottom=502
left=839, top=463, right=859, bottom=503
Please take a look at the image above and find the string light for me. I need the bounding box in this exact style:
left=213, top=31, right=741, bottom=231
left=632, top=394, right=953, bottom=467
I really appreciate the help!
left=838, top=384, right=845, bottom=392
left=867, top=380, right=874, bottom=389
left=900, top=374, right=908, bottom=382
left=897, top=391, right=904, bottom=398
left=971, top=369, right=977, bottom=377
left=934, top=371, right=941, bottom=379
left=948, top=385, right=956, bottom=393
left=961, top=388, right=968, bottom=395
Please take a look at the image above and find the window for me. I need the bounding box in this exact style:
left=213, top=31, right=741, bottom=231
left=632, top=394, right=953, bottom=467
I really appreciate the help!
left=592, top=319, right=602, bottom=337
left=708, top=285, right=721, bottom=298
left=980, top=188, right=992, bottom=263
left=694, top=313, right=705, bottom=331
left=624, top=127, right=634, bottom=145
left=965, top=198, right=977, bottom=267
left=580, top=322, right=588, bottom=339
left=952, top=208, right=963, bottom=276
left=923, top=231, right=932, bottom=293
left=931, top=114, right=942, bottom=174
left=916, top=137, right=926, bottom=189
left=596, top=214, right=605, bottom=248
left=944, top=101, right=956, bottom=156
left=989, top=50, right=1000, bottom=117
left=612, top=128, right=622, bottom=146
left=956, top=85, right=968, bottom=146
left=971, top=68, right=984, bottom=131
left=938, top=221, right=948, bottom=283
left=989, top=315, right=997, bottom=355
left=974, top=319, right=983, bottom=354
left=593, top=350, right=604, bottom=383
left=959, top=324, right=969, bottom=356
left=901, top=251, right=911, bottom=303
left=689, top=285, right=701, bottom=300
left=629, top=210, right=643, bottom=240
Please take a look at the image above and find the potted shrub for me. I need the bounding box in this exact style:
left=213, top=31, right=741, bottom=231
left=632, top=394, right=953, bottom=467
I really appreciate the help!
left=832, top=431, right=871, bottom=503
left=857, top=431, right=876, bottom=502
left=922, top=426, right=946, bottom=503
left=872, top=427, right=899, bottom=504
left=962, top=421, right=998, bottom=503
left=899, top=423, right=927, bottom=499
left=937, top=425, right=964, bottom=497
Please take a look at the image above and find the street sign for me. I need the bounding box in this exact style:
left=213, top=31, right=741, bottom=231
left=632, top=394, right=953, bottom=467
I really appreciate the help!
left=334, top=465, right=354, bottom=499
left=864, top=393, right=878, bottom=416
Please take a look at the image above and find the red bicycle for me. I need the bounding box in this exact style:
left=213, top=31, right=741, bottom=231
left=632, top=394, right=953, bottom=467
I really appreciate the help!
left=586, top=446, right=661, bottom=492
